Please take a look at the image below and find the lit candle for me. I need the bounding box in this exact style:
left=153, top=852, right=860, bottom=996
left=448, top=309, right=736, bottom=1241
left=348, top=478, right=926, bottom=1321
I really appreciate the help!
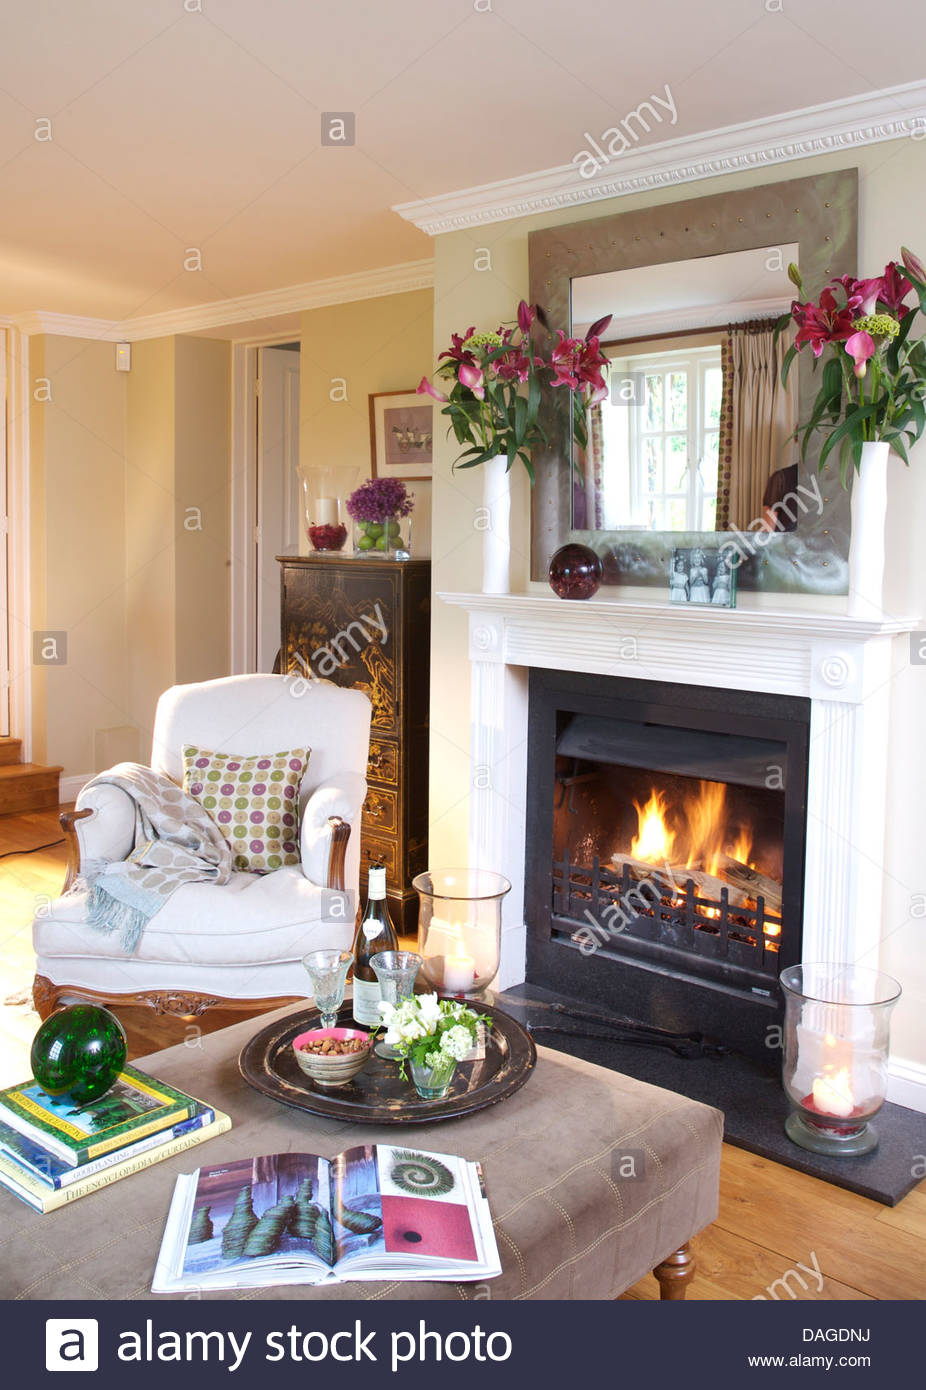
left=443, top=952, right=476, bottom=995
left=315, top=497, right=338, bottom=526
left=811, top=1066, right=854, bottom=1118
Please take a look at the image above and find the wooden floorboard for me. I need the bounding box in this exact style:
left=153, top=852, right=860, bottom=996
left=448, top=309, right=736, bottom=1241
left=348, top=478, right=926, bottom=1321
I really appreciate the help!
left=1, top=807, right=924, bottom=1302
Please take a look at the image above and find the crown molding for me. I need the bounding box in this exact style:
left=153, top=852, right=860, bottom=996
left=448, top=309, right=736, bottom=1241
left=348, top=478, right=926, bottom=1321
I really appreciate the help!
left=8, top=258, right=435, bottom=342
left=394, top=80, right=926, bottom=235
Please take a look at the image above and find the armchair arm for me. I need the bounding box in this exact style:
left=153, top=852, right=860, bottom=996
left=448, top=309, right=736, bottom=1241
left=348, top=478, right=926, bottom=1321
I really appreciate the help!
left=301, top=772, right=367, bottom=889
left=60, top=781, right=137, bottom=890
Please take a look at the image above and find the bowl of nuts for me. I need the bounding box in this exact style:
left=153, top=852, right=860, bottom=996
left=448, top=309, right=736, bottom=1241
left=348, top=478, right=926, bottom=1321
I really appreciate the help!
left=292, top=1027, right=372, bottom=1088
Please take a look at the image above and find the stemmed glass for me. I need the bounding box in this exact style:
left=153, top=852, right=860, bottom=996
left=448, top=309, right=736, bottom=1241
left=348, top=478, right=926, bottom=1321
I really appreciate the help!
left=369, top=950, right=422, bottom=1058
left=302, top=949, right=353, bottom=1029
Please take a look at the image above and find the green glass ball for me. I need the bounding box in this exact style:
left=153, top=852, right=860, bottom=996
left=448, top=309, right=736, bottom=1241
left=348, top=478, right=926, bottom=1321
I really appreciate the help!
left=30, top=1005, right=127, bottom=1105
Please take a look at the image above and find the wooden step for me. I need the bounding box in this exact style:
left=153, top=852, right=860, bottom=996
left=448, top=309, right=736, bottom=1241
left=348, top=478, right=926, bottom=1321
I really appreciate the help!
left=0, top=763, right=63, bottom=816
left=0, top=737, right=22, bottom=767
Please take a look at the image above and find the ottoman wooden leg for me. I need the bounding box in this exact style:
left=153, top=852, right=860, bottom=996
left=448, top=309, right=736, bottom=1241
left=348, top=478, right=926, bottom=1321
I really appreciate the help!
left=653, top=1241, right=695, bottom=1300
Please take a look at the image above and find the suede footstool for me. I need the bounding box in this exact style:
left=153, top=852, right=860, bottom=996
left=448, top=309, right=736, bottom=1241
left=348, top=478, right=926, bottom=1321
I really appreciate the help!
left=0, top=1008, right=723, bottom=1301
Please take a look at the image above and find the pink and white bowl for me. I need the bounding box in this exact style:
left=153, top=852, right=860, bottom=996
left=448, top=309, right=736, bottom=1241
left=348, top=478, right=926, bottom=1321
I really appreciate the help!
left=292, top=1027, right=372, bottom=1088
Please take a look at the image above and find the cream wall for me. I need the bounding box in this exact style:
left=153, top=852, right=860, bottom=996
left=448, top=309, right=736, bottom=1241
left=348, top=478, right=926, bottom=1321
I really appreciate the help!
left=299, top=288, right=434, bottom=552
left=173, top=337, right=231, bottom=688
left=29, top=336, right=127, bottom=775
left=125, top=337, right=175, bottom=762
left=428, top=137, right=926, bottom=1072
left=28, top=332, right=231, bottom=778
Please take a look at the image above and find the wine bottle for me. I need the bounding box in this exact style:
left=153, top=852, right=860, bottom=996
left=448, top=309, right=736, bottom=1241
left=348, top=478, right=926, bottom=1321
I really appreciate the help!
left=351, top=865, right=398, bottom=1027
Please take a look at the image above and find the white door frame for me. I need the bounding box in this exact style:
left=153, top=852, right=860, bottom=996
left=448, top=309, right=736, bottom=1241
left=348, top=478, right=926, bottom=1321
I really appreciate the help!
left=3, top=327, right=32, bottom=756
left=230, top=333, right=300, bottom=675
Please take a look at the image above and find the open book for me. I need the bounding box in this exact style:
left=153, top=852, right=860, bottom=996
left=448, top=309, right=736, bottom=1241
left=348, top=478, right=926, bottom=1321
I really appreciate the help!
left=152, top=1144, right=500, bottom=1291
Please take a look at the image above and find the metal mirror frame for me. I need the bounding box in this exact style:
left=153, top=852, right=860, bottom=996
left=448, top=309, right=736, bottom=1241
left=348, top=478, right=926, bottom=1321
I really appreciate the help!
left=528, top=169, right=858, bottom=594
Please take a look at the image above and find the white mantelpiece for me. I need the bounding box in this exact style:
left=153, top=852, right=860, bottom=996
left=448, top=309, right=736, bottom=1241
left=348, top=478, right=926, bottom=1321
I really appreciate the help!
left=438, top=591, right=918, bottom=1001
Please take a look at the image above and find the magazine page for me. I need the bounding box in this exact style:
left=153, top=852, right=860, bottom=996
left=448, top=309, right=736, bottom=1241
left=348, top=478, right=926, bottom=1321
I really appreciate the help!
left=173, top=1154, right=334, bottom=1287
left=336, top=1145, right=491, bottom=1275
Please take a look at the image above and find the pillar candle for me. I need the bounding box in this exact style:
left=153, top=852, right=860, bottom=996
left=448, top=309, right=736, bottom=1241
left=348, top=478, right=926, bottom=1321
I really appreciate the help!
left=315, top=497, right=338, bottom=526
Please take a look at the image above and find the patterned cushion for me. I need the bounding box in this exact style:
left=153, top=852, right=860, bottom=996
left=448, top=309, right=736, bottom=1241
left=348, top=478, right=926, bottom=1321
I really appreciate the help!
left=181, top=745, right=310, bottom=874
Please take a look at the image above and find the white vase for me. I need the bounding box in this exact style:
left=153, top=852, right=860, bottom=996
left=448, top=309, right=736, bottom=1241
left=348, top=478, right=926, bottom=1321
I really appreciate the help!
left=481, top=453, right=511, bottom=595
left=847, top=440, right=890, bottom=619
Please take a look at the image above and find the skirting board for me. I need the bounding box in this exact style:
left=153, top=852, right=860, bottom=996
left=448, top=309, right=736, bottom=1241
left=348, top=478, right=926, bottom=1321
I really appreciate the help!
left=59, top=773, right=91, bottom=803
left=887, top=1056, right=926, bottom=1115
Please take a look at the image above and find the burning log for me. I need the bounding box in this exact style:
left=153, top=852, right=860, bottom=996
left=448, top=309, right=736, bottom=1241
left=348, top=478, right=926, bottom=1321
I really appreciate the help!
left=715, top=854, right=782, bottom=914
left=609, top=850, right=782, bottom=914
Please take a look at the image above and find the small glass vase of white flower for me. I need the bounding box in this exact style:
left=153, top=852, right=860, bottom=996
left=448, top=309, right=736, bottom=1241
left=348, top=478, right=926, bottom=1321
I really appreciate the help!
left=378, top=993, right=488, bottom=1100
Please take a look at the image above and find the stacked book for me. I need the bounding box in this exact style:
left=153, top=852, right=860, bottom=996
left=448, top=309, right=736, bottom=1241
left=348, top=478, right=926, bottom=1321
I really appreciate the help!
left=0, top=1064, right=230, bottom=1213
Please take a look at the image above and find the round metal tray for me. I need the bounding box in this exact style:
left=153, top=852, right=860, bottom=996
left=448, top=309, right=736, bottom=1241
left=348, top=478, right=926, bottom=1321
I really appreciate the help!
left=238, top=1001, right=536, bottom=1124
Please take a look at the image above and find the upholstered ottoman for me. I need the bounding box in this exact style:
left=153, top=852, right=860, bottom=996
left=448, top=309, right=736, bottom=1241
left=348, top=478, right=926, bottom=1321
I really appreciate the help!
left=0, top=1008, right=723, bottom=1301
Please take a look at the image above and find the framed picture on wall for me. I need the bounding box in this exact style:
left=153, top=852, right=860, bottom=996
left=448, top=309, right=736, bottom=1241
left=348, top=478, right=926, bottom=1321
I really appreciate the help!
left=369, top=390, right=433, bottom=480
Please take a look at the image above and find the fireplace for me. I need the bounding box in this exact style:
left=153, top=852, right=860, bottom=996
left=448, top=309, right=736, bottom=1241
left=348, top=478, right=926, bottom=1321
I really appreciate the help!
left=525, top=669, right=810, bottom=1061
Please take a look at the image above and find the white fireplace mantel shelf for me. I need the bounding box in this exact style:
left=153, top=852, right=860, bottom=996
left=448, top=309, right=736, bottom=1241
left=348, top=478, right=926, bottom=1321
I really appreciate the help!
left=439, top=590, right=920, bottom=707
left=437, top=589, right=920, bottom=1087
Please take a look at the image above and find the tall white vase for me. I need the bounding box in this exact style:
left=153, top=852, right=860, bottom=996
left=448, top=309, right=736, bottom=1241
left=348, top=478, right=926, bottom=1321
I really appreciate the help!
left=481, top=453, right=511, bottom=595
left=847, top=440, right=890, bottom=619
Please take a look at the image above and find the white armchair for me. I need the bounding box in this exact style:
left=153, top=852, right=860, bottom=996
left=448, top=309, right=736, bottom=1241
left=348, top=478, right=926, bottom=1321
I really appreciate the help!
left=32, top=674, right=371, bottom=1019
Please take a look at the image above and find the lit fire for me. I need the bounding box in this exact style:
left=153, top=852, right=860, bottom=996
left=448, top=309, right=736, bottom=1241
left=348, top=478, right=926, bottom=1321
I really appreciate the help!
left=624, top=779, right=781, bottom=939
left=630, top=780, right=756, bottom=874
left=630, top=789, right=676, bottom=863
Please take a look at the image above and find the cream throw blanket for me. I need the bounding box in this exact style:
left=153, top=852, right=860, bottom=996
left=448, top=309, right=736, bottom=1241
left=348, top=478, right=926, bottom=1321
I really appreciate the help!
left=79, top=762, right=232, bottom=953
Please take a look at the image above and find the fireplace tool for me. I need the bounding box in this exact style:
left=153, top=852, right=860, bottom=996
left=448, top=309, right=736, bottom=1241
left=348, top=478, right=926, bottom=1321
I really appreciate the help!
left=511, top=995, right=728, bottom=1060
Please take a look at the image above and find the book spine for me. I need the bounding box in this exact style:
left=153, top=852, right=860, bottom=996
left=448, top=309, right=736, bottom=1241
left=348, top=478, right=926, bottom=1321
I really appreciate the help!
left=80, top=1105, right=195, bottom=1164
left=56, top=1111, right=215, bottom=1188
left=0, top=1112, right=231, bottom=1213
left=1, top=1110, right=215, bottom=1189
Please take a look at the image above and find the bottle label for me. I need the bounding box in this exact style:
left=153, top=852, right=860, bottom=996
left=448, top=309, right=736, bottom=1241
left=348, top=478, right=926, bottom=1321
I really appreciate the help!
left=352, top=977, right=383, bottom=1026
left=362, top=920, right=385, bottom=941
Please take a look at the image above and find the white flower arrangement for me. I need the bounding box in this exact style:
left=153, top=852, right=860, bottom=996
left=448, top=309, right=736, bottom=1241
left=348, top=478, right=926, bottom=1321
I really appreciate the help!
left=379, top=992, right=487, bottom=1078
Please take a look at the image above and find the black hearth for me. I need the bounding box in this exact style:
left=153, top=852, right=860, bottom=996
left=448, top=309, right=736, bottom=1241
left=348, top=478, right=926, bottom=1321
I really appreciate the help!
left=525, top=669, right=810, bottom=1063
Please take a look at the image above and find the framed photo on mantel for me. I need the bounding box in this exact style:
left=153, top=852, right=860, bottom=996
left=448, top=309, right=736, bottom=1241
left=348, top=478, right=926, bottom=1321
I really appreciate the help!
left=369, top=390, right=433, bottom=480
left=669, top=545, right=737, bottom=609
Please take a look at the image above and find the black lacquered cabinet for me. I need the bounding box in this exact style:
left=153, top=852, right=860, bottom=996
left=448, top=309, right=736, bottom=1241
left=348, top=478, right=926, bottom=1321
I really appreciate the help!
left=278, top=555, right=431, bottom=931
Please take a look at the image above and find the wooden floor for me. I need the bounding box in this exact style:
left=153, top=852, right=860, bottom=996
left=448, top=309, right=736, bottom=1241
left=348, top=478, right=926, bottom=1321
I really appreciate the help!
left=2, top=806, right=924, bottom=1301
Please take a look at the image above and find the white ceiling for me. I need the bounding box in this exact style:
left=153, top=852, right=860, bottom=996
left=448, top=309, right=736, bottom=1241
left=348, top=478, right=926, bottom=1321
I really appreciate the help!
left=1, top=0, right=924, bottom=320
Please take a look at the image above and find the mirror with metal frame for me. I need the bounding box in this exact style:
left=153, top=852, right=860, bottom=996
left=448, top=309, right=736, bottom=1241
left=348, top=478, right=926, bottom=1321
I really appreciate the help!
left=528, top=169, right=858, bottom=594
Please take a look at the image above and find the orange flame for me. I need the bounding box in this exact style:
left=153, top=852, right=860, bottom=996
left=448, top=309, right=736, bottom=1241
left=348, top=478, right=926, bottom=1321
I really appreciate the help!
left=630, top=789, right=676, bottom=863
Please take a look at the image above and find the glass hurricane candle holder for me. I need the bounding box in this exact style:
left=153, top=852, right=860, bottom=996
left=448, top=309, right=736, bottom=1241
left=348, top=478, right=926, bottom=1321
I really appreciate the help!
left=413, top=869, right=511, bottom=998
left=780, top=964, right=901, bottom=1157
left=302, top=479, right=348, bottom=552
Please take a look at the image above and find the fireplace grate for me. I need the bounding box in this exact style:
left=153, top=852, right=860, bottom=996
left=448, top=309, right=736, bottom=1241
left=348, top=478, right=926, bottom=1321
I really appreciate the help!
left=553, top=852, right=783, bottom=979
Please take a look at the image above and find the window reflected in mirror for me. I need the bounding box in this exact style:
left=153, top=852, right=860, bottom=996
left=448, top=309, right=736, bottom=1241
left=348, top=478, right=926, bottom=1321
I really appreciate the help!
left=571, top=245, right=800, bottom=535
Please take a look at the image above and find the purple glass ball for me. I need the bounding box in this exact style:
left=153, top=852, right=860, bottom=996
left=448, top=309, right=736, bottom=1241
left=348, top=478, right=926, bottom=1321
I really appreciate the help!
left=548, top=544, right=602, bottom=600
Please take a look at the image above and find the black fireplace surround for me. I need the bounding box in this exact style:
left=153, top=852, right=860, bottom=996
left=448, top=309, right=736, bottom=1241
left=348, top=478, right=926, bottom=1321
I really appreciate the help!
left=525, top=669, right=811, bottom=1062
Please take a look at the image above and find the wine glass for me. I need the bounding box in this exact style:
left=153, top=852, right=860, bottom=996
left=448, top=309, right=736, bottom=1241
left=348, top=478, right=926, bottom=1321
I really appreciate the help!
left=302, top=949, right=353, bottom=1029
left=369, top=950, right=422, bottom=1058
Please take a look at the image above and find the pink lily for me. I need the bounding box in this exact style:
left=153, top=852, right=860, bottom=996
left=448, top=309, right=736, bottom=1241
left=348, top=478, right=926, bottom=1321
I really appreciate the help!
left=845, top=330, right=875, bottom=378
left=417, top=376, right=448, bottom=403
left=458, top=360, right=485, bottom=399
left=793, top=289, right=856, bottom=356
left=586, top=314, right=613, bottom=342
left=877, top=261, right=912, bottom=316
left=517, top=300, right=536, bottom=335
left=902, top=246, right=926, bottom=282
